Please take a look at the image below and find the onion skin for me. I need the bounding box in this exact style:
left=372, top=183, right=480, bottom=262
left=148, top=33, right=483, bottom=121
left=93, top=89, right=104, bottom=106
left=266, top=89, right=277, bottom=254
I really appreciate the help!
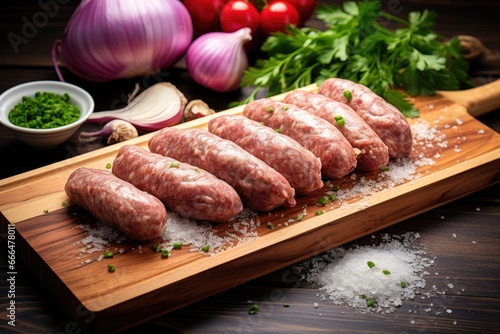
left=56, top=0, right=193, bottom=82
left=186, top=28, right=252, bottom=92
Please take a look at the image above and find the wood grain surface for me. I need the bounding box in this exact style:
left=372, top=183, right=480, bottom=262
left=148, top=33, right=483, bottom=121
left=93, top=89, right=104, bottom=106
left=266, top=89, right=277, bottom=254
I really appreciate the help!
left=1, top=82, right=499, bottom=332
left=1, top=1, right=499, bottom=334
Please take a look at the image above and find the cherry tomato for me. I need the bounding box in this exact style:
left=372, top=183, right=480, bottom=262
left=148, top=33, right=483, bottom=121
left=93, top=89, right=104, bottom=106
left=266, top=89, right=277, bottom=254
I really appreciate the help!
left=220, top=0, right=260, bottom=35
left=183, top=0, right=229, bottom=34
left=285, top=0, right=316, bottom=24
left=260, top=1, right=300, bottom=36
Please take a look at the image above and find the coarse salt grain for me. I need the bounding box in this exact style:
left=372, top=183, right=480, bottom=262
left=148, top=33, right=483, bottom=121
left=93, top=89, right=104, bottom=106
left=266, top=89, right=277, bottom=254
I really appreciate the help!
left=294, top=232, right=433, bottom=314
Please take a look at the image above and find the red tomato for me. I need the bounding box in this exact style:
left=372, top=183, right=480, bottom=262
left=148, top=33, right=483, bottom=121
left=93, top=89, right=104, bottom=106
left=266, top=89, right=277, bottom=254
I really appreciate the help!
left=183, top=0, right=229, bottom=34
left=220, top=0, right=260, bottom=35
left=260, top=1, right=300, bottom=36
left=285, top=0, right=316, bottom=24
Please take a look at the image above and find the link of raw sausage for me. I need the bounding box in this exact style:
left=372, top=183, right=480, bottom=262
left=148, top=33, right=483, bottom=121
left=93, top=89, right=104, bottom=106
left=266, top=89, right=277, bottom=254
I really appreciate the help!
left=112, top=145, right=243, bottom=222
left=283, top=90, right=389, bottom=171
left=317, top=78, right=412, bottom=158
left=148, top=128, right=296, bottom=211
left=208, top=115, right=324, bottom=195
left=243, top=98, right=357, bottom=179
left=65, top=167, right=167, bottom=241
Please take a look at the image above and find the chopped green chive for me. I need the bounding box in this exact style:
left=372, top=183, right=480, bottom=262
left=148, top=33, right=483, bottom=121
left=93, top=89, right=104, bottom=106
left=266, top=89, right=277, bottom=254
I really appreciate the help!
left=343, top=90, right=352, bottom=101
left=401, top=281, right=407, bottom=288
left=317, top=196, right=329, bottom=206
left=106, top=163, right=112, bottom=169
left=152, top=243, right=159, bottom=252
left=43, top=209, right=49, bottom=214
left=201, top=245, right=210, bottom=252
left=248, top=304, right=259, bottom=315
left=103, top=251, right=114, bottom=258
left=107, top=264, right=115, bottom=273
left=367, top=261, right=375, bottom=269
left=282, top=106, right=289, bottom=111
left=275, top=128, right=282, bottom=133
left=366, top=298, right=375, bottom=307
left=335, top=115, right=345, bottom=126
left=169, top=162, right=180, bottom=168
left=332, top=185, right=340, bottom=192
left=161, top=248, right=170, bottom=258
left=330, top=194, right=337, bottom=201
left=296, top=213, right=305, bottom=221
left=267, top=222, right=275, bottom=229
left=61, top=201, right=67, bottom=207
left=283, top=303, right=290, bottom=308
left=266, top=107, right=274, bottom=113
left=315, top=210, right=325, bottom=216
left=173, top=242, right=183, bottom=250
left=383, top=269, right=391, bottom=275
left=381, top=165, right=390, bottom=172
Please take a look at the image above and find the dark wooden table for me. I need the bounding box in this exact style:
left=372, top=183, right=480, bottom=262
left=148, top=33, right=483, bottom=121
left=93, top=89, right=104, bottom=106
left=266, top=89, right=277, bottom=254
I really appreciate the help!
left=1, top=1, right=499, bottom=333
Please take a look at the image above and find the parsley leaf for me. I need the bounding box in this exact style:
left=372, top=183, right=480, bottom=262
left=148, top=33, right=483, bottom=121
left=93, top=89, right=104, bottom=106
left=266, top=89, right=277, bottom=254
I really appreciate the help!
left=236, top=0, right=472, bottom=118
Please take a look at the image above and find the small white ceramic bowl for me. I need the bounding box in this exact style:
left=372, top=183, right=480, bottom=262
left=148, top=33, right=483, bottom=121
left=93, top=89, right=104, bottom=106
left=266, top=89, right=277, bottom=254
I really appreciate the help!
left=0, top=81, right=94, bottom=149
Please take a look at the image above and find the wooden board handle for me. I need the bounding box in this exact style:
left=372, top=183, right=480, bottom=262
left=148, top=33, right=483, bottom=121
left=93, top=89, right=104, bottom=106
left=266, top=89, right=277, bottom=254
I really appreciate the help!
left=437, top=79, right=500, bottom=117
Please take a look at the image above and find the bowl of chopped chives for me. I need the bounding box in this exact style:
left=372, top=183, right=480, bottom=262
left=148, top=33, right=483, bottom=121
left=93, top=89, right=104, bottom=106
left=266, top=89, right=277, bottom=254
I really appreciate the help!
left=0, top=81, right=94, bottom=149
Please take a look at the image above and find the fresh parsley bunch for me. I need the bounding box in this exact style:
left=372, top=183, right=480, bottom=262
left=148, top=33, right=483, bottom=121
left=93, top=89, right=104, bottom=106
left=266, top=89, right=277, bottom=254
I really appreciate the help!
left=238, top=0, right=472, bottom=117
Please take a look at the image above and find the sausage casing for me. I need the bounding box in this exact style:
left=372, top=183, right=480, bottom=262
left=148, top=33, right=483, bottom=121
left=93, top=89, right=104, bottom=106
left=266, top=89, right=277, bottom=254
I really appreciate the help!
left=112, top=145, right=243, bottom=222
left=243, top=98, right=357, bottom=179
left=148, top=128, right=296, bottom=211
left=317, top=78, right=412, bottom=158
left=208, top=115, right=323, bottom=194
left=65, top=167, right=167, bottom=241
left=283, top=90, right=389, bottom=171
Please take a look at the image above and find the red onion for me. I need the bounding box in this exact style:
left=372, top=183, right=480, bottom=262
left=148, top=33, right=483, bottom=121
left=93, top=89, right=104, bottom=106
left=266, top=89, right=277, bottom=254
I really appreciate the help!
left=185, top=28, right=252, bottom=93
left=52, top=0, right=193, bottom=82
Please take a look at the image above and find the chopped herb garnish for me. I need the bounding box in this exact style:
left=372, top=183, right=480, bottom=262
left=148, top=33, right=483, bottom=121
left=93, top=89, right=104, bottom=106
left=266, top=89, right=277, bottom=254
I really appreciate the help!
left=249, top=304, right=259, bottom=315
left=106, top=163, right=112, bottom=169
left=367, top=261, right=376, bottom=269
left=383, top=269, right=391, bottom=275
left=330, top=194, right=337, bottom=201
left=283, top=303, right=290, bottom=308
left=61, top=201, right=67, bottom=207
left=173, top=242, right=183, bottom=250
left=315, top=210, right=325, bottom=216
left=107, top=264, right=115, bottom=273
left=201, top=245, right=210, bottom=252
left=366, top=298, right=375, bottom=307
left=267, top=222, right=275, bottom=229
left=103, top=251, right=114, bottom=258
left=152, top=243, right=159, bottom=252
left=317, top=196, right=329, bottom=206
left=8, top=91, right=80, bottom=129
left=161, top=248, right=169, bottom=258
left=169, top=162, right=180, bottom=168
left=381, top=165, right=390, bottom=172
left=401, top=281, right=407, bottom=288
left=43, top=209, right=49, bottom=214
left=343, top=90, right=353, bottom=101
left=282, top=106, right=289, bottom=111
left=266, top=107, right=274, bottom=113
left=194, top=168, right=201, bottom=173
left=296, top=213, right=305, bottom=221
left=275, top=128, right=282, bottom=133
left=332, top=185, right=340, bottom=192
left=335, top=115, right=345, bottom=126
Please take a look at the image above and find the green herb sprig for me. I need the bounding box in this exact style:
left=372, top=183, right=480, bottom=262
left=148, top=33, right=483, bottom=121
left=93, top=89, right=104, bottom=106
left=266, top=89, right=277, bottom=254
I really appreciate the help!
left=235, top=0, right=471, bottom=117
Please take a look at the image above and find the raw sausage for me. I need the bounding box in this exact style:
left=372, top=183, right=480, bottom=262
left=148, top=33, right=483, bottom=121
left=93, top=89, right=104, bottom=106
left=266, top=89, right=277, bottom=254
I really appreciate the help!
left=283, top=90, right=389, bottom=171
left=317, top=78, right=412, bottom=158
left=243, top=98, right=357, bottom=179
left=65, top=167, right=167, bottom=241
left=148, top=128, right=296, bottom=211
left=208, top=115, right=323, bottom=195
left=112, top=145, right=243, bottom=222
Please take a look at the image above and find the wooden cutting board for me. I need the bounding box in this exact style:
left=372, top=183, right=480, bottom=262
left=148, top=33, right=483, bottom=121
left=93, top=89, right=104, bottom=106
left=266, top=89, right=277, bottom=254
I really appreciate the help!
left=1, top=81, right=499, bottom=333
